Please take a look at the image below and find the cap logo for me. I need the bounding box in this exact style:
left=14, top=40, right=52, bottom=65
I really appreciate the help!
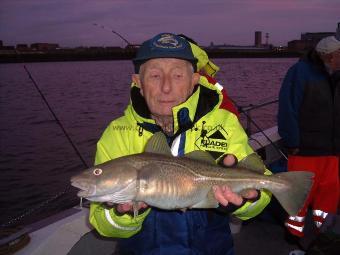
left=153, top=33, right=183, bottom=49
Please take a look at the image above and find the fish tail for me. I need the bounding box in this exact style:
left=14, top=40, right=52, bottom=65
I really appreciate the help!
left=270, top=171, right=314, bottom=216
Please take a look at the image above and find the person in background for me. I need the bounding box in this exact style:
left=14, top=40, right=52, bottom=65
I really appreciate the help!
left=90, top=33, right=272, bottom=255
left=278, top=33, right=340, bottom=240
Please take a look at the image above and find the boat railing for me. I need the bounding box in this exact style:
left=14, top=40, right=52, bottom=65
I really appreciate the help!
left=238, top=99, right=278, bottom=136
left=236, top=99, right=287, bottom=162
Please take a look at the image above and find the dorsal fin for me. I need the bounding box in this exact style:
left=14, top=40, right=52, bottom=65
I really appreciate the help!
left=237, top=153, right=266, bottom=173
left=145, top=132, right=172, bottom=156
left=185, top=150, right=216, bottom=165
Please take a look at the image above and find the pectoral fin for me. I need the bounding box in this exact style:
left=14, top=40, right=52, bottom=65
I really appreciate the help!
left=185, top=151, right=216, bottom=165
left=237, top=153, right=266, bottom=174
left=144, top=132, right=172, bottom=156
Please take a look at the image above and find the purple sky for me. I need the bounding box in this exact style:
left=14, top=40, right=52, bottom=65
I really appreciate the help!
left=0, top=0, right=339, bottom=47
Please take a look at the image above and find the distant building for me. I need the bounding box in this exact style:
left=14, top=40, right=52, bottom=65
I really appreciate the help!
left=105, top=46, right=123, bottom=51
left=89, top=46, right=105, bottom=51
left=31, top=43, right=59, bottom=51
left=0, top=40, right=3, bottom=47
left=208, top=31, right=271, bottom=50
left=287, top=40, right=314, bottom=51
left=125, top=44, right=141, bottom=49
left=288, top=31, right=335, bottom=51
left=0, top=45, right=15, bottom=51
left=206, top=44, right=271, bottom=51
left=301, top=32, right=334, bottom=41
left=255, top=31, right=262, bottom=47
left=265, top=33, right=269, bottom=46
left=16, top=44, right=30, bottom=51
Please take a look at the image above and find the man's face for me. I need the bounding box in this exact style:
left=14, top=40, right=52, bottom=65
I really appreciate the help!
left=133, top=58, right=200, bottom=117
left=331, top=49, right=340, bottom=71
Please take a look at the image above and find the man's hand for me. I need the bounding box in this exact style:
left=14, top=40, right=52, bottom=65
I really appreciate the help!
left=116, top=202, right=148, bottom=214
left=213, top=185, right=258, bottom=206
left=214, top=154, right=259, bottom=207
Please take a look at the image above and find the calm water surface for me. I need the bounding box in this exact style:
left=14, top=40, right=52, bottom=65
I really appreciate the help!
left=0, top=58, right=297, bottom=227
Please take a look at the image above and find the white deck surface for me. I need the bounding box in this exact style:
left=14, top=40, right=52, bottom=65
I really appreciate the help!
left=15, top=208, right=92, bottom=255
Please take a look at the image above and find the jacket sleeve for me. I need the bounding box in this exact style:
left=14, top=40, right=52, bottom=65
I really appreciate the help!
left=89, top=202, right=151, bottom=238
left=89, top=124, right=151, bottom=238
left=232, top=170, right=272, bottom=221
left=223, top=115, right=272, bottom=220
left=278, top=63, right=305, bottom=148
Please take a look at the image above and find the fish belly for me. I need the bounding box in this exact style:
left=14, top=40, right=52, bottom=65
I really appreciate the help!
left=135, top=163, right=212, bottom=209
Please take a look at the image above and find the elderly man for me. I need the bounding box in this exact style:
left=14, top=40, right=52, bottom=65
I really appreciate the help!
left=278, top=34, right=340, bottom=239
left=90, top=33, right=271, bottom=255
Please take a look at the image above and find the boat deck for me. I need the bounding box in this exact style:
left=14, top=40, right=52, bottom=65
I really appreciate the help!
left=13, top=202, right=305, bottom=255
left=12, top=193, right=307, bottom=254
left=233, top=218, right=300, bottom=255
left=67, top=217, right=301, bottom=255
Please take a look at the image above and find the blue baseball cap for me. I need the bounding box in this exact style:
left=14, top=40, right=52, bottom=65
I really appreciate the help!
left=133, top=33, right=198, bottom=73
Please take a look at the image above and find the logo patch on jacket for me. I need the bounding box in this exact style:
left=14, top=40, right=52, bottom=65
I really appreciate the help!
left=195, top=123, right=229, bottom=159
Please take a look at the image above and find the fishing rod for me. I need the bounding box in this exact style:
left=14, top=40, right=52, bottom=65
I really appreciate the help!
left=13, top=50, right=90, bottom=168
left=22, top=64, right=89, bottom=168
left=93, top=23, right=132, bottom=46
left=239, top=99, right=278, bottom=112
left=1, top=51, right=90, bottom=228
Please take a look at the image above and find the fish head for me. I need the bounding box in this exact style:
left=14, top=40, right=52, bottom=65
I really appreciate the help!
left=71, top=158, right=138, bottom=202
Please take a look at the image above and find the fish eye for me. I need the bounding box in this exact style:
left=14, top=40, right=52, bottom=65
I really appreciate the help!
left=93, top=168, right=103, bottom=176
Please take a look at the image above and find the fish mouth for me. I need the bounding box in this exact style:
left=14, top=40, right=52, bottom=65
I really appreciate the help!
left=77, top=189, right=95, bottom=198
left=71, top=179, right=96, bottom=198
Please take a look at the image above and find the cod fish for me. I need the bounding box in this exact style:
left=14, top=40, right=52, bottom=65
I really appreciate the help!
left=71, top=132, right=313, bottom=216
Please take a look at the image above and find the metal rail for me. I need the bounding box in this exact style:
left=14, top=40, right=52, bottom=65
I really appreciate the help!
left=234, top=99, right=287, bottom=161
left=239, top=99, right=278, bottom=136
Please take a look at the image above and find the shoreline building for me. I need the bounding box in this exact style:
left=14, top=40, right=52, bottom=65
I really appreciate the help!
left=31, top=43, right=59, bottom=51
left=207, top=31, right=272, bottom=51
left=255, top=31, right=262, bottom=47
left=288, top=32, right=335, bottom=51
